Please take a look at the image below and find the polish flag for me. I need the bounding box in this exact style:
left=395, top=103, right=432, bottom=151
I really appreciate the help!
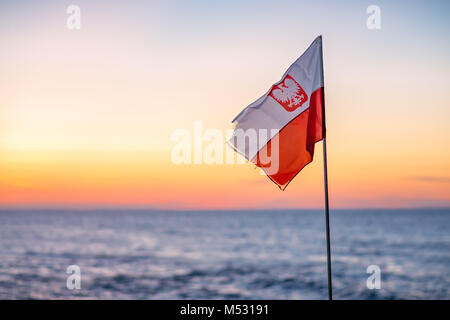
left=228, top=36, right=325, bottom=190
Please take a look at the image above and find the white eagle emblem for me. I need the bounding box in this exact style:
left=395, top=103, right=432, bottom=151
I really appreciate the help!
left=269, top=75, right=308, bottom=112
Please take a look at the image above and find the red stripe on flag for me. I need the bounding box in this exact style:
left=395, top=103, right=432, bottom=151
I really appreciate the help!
left=252, top=87, right=325, bottom=190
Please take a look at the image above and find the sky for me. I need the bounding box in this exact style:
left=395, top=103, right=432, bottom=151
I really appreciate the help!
left=0, top=0, right=449, bottom=209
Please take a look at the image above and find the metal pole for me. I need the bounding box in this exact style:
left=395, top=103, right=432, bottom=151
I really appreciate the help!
left=322, top=137, right=332, bottom=300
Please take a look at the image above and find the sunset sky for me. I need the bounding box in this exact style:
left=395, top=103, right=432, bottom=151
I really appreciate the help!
left=1, top=0, right=449, bottom=209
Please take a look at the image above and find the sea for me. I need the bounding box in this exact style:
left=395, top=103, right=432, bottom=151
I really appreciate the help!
left=0, top=208, right=448, bottom=299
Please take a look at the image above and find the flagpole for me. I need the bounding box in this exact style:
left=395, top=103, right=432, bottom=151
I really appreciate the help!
left=322, top=137, right=333, bottom=300
left=319, top=34, right=332, bottom=301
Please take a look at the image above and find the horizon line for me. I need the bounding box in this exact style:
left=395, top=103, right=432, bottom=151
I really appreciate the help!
left=0, top=206, right=449, bottom=212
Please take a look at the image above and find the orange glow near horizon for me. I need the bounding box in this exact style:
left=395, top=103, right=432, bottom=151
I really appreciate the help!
left=1, top=143, right=448, bottom=209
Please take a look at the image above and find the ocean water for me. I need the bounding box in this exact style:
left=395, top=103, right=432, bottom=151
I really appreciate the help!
left=0, top=208, right=448, bottom=300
